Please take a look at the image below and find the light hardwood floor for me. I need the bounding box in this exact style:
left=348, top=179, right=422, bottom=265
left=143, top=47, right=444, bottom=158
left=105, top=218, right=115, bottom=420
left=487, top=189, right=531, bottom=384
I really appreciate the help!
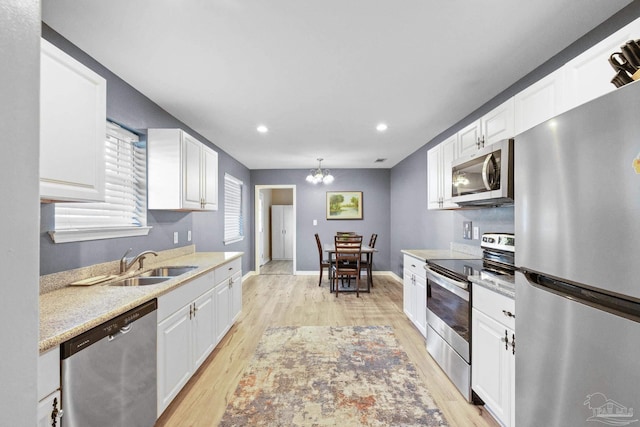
left=156, top=274, right=500, bottom=427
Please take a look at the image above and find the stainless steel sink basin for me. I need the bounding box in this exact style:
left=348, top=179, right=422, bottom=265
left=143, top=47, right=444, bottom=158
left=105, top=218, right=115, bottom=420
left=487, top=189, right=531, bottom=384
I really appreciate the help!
left=138, top=266, right=198, bottom=277
left=109, top=276, right=170, bottom=287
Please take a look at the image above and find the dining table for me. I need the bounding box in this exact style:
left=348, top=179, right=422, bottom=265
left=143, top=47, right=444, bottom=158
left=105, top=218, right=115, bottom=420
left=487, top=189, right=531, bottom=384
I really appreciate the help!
left=323, top=243, right=377, bottom=293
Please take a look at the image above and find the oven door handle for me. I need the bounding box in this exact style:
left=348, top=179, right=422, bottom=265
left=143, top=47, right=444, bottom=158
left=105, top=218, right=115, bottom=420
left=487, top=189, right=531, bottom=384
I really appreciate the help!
left=425, top=267, right=469, bottom=301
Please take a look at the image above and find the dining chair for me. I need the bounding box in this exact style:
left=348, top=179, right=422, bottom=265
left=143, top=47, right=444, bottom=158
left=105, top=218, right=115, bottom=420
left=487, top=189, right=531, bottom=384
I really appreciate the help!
left=315, top=234, right=331, bottom=287
left=359, top=233, right=377, bottom=288
left=333, top=234, right=362, bottom=297
left=336, top=231, right=357, bottom=237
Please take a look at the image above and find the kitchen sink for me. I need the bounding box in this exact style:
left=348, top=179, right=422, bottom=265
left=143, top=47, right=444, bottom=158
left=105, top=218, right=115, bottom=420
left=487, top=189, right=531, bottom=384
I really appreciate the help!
left=108, top=265, right=198, bottom=286
left=109, top=276, right=170, bottom=287
left=138, top=266, right=198, bottom=277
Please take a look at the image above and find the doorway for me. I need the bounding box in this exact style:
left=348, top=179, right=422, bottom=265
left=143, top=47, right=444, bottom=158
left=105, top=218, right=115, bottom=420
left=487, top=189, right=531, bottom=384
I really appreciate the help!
left=254, top=185, right=296, bottom=275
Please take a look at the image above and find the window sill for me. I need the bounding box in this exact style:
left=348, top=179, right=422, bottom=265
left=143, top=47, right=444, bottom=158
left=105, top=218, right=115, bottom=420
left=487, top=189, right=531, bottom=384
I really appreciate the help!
left=224, top=236, right=244, bottom=245
left=48, top=226, right=152, bottom=243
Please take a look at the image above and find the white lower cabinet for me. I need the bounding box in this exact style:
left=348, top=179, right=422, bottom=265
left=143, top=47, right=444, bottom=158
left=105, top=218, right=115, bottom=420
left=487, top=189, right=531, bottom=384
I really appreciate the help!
left=403, top=254, right=427, bottom=336
left=157, top=257, right=242, bottom=418
left=215, top=269, right=242, bottom=343
left=38, top=347, right=62, bottom=427
left=192, top=289, right=216, bottom=368
left=472, top=284, right=515, bottom=427
left=38, top=390, right=62, bottom=427
left=157, top=304, right=193, bottom=416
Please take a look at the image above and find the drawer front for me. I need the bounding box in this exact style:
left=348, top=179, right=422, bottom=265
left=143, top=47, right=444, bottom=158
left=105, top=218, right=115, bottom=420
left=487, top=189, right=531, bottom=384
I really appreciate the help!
left=403, top=254, right=426, bottom=279
left=472, top=283, right=515, bottom=330
left=214, top=258, right=242, bottom=284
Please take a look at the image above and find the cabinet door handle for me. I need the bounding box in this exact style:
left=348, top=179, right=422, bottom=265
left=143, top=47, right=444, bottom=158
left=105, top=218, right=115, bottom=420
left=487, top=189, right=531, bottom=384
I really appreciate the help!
left=502, top=330, right=510, bottom=350
left=51, top=397, right=63, bottom=427
left=511, top=333, right=515, bottom=355
left=502, top=310, right=515, bottom=319
left=193, top=303, right=198, bottom=316
left=476, top=137, right=481, bottom=149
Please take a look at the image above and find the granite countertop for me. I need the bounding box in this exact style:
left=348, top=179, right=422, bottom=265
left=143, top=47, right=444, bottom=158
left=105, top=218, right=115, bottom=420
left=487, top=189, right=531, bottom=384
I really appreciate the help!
left=401, top=249, right=479, bottom=262
left=39, top=251, right=243, bottom=353
left=469, top=272, right=515, bottom=299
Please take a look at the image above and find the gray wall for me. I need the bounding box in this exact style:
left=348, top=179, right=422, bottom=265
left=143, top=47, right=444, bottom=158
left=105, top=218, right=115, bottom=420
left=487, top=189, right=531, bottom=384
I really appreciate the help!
left=251, top=169, right=390, bottom=272
left=389, top=2, right=640, bottom=276
left=0, top=0, right=40, bottom=423
left=40, top=25, right=252, bottom=275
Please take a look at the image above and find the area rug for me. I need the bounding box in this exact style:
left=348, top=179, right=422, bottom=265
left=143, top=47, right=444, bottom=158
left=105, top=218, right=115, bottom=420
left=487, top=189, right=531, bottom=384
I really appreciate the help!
left=219, top=325, right=449, bottom=426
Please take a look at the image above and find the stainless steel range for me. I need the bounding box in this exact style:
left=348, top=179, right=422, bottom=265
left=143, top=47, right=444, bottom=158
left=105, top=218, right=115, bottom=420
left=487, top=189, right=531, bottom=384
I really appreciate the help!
left=424, top=233, right=515, bottom=401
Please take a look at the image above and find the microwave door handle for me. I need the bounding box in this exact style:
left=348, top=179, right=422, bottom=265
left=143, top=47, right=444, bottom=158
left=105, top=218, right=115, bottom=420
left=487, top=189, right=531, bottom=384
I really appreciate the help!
left=482, top=153, right=498, bottom=190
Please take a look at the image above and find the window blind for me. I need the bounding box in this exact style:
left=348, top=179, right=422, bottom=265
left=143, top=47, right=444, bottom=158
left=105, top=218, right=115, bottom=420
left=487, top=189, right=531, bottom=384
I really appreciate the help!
left=54, top=121, right=147, bottom=233
left=224, top=173, right=244, bottom=244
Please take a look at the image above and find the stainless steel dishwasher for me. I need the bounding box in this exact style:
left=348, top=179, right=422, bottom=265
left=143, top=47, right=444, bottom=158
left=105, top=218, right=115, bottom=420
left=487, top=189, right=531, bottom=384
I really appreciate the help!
left=61, top=299, right=157, bottom=427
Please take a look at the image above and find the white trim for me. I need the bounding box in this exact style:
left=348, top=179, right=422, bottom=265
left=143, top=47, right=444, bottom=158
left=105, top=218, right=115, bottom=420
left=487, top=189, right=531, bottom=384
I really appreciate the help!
left=49, top=226, right=152, bottom=243
left=254, top=185, right=296, bottom=275
left=224, top=236, right=244, bottom=245
left=242, top=271, right=257, bottom=281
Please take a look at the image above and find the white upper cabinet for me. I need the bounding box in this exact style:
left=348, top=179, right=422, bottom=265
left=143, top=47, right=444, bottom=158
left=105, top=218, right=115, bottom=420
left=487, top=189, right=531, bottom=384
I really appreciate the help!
left=457, top=121, right=482, bottom=158
left=40, top=39, right=106, bottom=202
left=148, top=128, right=218, bottom=211
left=427, top=134, right=457, bottom=210
left=201, top=145, right=219, bottom=210
left=563, top=18, right=640, bottom=111
left=481, top=98, right=515, bottom=145
left=514, top=68, right=565, bottom=135
left=458, top=99, right=514, bottom=159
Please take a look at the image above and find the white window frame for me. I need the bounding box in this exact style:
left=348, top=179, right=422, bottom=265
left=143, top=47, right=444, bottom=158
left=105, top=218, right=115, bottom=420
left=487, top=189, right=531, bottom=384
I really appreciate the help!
left=224, top=173, right=244, bottom=245
left=48, top=121, right=151, bottom=243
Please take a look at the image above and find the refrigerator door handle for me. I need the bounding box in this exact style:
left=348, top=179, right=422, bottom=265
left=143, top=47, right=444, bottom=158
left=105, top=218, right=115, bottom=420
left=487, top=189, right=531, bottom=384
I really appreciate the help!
left=523, top=269, right=640, bottom=323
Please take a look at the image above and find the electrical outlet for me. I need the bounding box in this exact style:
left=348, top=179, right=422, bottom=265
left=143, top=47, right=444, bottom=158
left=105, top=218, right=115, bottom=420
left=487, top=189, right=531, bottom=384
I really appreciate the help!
left=473, top=227, right=480, bottom=240
left=313, top=219, right=317, bottom=226
left=463, top=221, right=472, bottom=240
left=187, top=230, right=192, bottom=242
left=173, top=231, right=179, bottom=244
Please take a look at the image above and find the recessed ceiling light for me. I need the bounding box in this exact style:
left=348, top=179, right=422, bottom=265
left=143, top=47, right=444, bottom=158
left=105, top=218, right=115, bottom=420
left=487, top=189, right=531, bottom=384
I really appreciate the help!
left=257, top=125, right=269, bottom=133
left=376, top=123, right=388, bottom=132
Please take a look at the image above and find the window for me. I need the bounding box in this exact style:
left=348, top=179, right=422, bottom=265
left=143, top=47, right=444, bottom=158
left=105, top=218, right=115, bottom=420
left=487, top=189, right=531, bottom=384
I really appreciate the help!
left=224, top=173, right=244, bottom=244
left=49, top=121, right=151, bottom=243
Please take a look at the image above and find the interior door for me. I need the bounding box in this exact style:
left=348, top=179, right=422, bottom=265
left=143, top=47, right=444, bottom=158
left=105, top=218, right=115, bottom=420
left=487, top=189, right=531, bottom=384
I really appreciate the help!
left=283, top=205, right=294, bottom=259
left=258, top=192, right=266, bottom=266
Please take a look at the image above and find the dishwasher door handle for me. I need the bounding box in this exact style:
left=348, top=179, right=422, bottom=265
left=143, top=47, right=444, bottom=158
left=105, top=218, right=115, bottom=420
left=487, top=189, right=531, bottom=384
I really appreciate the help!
left=108, top=324, right=133, bottom=341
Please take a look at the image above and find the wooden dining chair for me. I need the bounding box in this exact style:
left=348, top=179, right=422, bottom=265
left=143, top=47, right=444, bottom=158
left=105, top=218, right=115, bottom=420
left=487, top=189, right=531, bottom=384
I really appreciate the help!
left=333, top=235, right=362, bottom=297
left=315, top=233, right=331, bottom=286
left=336, top=231, right=357, bottom=237
left=359, top=233, right=377, bottom=288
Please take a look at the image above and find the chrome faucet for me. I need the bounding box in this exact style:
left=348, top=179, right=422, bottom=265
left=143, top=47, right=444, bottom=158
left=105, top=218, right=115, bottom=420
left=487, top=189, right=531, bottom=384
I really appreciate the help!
left=119, top=248, right=159, bottom=273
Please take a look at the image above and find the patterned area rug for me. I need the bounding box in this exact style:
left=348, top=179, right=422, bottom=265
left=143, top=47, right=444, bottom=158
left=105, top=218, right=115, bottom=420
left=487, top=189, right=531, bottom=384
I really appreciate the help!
left=220, top=325, right=449, bottom=426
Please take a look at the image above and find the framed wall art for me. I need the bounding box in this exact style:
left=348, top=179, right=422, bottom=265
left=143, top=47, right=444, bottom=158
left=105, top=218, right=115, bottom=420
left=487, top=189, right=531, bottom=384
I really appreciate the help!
left=326, top=191, right=363, bottom=220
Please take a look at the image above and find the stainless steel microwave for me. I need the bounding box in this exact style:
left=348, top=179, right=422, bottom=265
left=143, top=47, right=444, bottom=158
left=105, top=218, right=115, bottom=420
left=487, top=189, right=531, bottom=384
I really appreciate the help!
left=451, top=138, right=514, bottom=206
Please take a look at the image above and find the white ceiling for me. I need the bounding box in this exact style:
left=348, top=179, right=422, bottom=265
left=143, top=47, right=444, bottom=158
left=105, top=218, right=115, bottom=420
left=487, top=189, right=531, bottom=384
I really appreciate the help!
left=42, top=1, right=631, bottom=170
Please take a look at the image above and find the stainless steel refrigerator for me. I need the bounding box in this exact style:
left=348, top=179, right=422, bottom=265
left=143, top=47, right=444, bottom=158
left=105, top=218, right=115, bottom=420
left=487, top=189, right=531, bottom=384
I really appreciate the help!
left=515, top=80, right=640, bottom=427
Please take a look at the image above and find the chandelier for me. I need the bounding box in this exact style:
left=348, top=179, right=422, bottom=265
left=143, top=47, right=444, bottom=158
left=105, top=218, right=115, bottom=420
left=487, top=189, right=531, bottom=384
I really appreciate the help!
left=305, top=158, right=334, bottom=184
